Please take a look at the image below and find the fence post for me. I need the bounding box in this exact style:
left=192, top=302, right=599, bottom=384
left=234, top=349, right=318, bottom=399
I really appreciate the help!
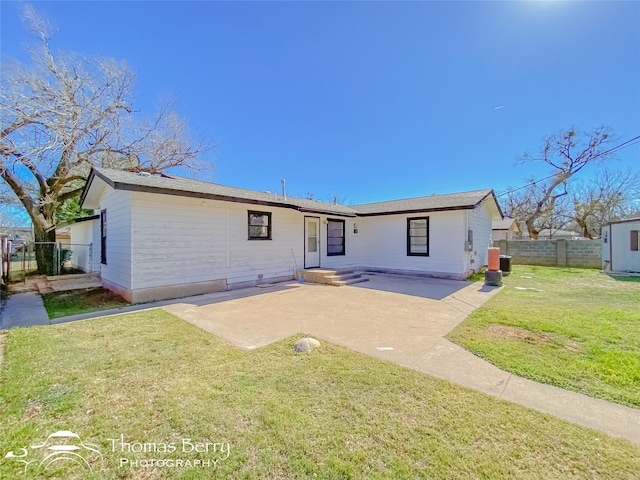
left=22, top=243, right=26, bottom=283
left=557, top=239, right=567, bottom=267
left=55, top=242, right=60, bottom=276
left=0, top=235, right=7, bottom=284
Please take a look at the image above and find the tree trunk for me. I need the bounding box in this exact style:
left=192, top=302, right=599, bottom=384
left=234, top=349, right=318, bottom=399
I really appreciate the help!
left=33, top=222, right=56, bottom=275
left=575, top=218, right=592, bottom=239
left=526, top=219, right=539, bottom=240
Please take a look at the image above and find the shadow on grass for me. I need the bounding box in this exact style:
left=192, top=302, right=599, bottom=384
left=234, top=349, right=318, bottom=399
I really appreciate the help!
left=610, top=275, right=640, bottom=283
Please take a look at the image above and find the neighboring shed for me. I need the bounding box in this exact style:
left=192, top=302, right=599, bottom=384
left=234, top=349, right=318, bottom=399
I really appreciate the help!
left=602, top=217, right=640, bottom=274
left=80, top=168, right=503, bottom=302
left=492, top=217, right=521, bottom=241
left=56, top=215, right=101, bottom=273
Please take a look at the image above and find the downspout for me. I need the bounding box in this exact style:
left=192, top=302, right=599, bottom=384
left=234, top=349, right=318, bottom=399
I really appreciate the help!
left=465, top=210, right=471, bottom=276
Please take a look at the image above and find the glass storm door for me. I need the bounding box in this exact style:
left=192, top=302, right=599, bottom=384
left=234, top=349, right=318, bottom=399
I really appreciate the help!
left=304, top=217, right=320, bottom=268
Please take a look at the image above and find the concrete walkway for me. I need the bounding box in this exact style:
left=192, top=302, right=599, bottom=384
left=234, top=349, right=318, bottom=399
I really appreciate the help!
left=1, top=274, right=639, bottom=446
left=0, top=291, right=50, bottom=329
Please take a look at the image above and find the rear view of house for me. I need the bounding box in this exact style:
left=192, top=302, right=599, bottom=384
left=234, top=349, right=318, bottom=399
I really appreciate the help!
left=80, top=168, right=503, bottom=303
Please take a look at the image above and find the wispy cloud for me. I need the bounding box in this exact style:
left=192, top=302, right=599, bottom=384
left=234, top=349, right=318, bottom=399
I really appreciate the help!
left=493, top=105, right=506, bottom=110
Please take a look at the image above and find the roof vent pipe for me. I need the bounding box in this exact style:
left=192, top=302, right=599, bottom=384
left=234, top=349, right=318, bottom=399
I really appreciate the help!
left=281, top=179, right=287, bottom=201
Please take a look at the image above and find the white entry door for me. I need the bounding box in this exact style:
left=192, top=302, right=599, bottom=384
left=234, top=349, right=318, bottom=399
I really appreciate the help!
left=304, top=217, right=320, bottom=268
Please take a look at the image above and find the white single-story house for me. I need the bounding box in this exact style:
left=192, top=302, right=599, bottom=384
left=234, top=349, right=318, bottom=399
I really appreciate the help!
left=602, top=217, right=640, bottom=274
left=492, top=217, right=521, bottom=241
left=79, top=168, right=503, bottom=303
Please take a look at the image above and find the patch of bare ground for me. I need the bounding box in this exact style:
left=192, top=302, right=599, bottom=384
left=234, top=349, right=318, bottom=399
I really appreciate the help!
left=486, top=324, right=584, bottom=352
left=486, top=324, right=554, bottom=345
left=24, top=398, right=43, bottom=419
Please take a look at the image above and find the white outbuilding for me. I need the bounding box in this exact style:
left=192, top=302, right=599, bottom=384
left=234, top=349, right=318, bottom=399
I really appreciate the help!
left=602, top=217, right=640, bottom=274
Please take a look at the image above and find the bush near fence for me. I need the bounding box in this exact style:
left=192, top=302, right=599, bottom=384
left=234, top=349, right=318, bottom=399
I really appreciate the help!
left=496, top=239, right=602, bottom=268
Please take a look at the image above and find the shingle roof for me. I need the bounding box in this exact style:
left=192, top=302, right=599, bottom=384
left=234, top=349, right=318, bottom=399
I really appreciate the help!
left=88, top=168, right=358, bottom=216
left=352, top=189, right=496, bottom=215
left=84, top=168, right=501, bottom=218
left=492, top=218, right=518, bottom=230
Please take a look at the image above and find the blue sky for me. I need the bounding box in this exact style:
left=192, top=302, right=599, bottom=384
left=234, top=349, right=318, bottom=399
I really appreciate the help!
left=2, top=1, right=639, bottom=205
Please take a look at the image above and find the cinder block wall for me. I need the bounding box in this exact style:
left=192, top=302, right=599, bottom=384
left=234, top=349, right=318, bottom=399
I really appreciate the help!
left=497, top=239, right=601, bottom=268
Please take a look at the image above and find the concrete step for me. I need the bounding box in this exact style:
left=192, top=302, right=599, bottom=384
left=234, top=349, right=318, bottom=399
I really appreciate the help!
left=337, top=273, right=362, bottom=281
left=298, top=269, right=368, bottom=287
left=327, top=271, right=369, bottom=286
left=334, top=269, right=356, bottom=275
left=47, top=273, right=101, bottom=284
left=344, top=277, right=370, bottom=285
left=44, top=273, right=102, bottom=292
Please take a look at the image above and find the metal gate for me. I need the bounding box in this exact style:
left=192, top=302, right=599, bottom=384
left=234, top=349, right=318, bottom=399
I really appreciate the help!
left=0, top=240, right=93, bottom=283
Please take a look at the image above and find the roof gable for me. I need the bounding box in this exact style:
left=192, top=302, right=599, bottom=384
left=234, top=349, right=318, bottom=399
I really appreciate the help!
left=353, top=189, right=502, bottom=218
left=492, top=218, right=519, bottom=231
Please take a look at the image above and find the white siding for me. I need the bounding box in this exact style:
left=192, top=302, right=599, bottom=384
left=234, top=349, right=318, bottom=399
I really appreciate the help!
left=99, top=189, right=133, bottom=290
left=468, top=203, right=494, bottom=271
left=357, top=211, right=467, bottom=276
left=91, top=185, right=500, bottom=300
left=129, top=192, right=304, bottom=290
left=610, top=221, right=640, bottom=273
left=318, top=216, right=361, bottom=269
left=68, top=218, right=101, bottom=272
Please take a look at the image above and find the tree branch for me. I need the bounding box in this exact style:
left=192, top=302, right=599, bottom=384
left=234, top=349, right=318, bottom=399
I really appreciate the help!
left=0, top=141, right=50, bottom=195
left=0, top=157, right=37, bottom=218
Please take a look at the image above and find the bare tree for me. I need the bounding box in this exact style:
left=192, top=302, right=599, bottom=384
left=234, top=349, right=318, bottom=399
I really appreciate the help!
left=0, top=191, right=31, bottom=227
left=0, top=5, right=212, bottom=273
left=572, top=168, right=640, bottom=238
left=506, top=127, right=617, bottom=239
left=537, top=193, right=574, bottom=238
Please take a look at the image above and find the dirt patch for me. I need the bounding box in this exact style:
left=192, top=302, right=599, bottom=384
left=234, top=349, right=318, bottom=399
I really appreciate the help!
left=88, top=288, right=121, bottom=305
left=24, top=398, right=43, bottom=419
left=42, top=287, right=130, bottom=319
left=56, top=287, right=126, bottom=308
left=486, top=324, right=584, bottom=353
left=486, top=324, right=555, bottom=345
left=563, top=339, right=584, bottom=353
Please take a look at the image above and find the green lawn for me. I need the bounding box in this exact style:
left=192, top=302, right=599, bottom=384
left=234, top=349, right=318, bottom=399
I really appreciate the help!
left=448, top=266, right=640, bottom=408
left=41, top=287, right=130, bottom=319
left=0, top=310, right=638, bottom=479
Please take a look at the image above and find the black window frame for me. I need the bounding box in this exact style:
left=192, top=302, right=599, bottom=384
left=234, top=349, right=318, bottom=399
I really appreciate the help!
left=100, top=209, right=107, bottom=265
left=327, top=218, right=345, bottom=256
left=248, top=211, right=272, bottom=240
left=631, top=230, right=639, bottom=252
left=407, top=216, right=429, bottom=257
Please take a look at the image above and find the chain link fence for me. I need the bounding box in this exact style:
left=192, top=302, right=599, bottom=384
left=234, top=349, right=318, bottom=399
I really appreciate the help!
left=0, top=240, right=93, bottom=283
